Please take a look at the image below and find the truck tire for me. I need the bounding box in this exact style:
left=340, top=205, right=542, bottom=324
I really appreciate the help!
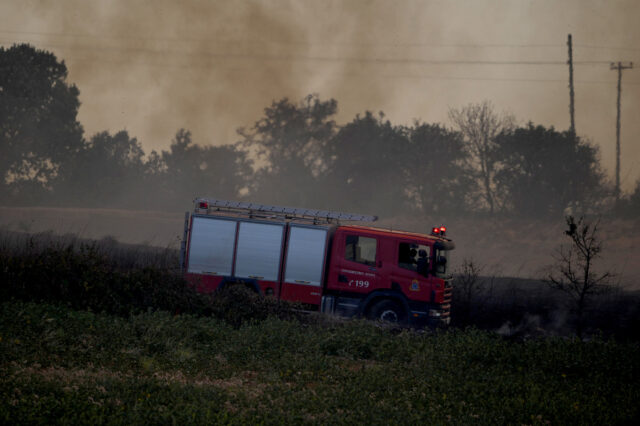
left=368, top=299, right=407, bottom=324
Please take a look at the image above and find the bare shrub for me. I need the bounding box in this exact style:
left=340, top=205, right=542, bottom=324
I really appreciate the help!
left=452, top=258, right=495, bottom=326
left=544, top=216, right=615, bottom=337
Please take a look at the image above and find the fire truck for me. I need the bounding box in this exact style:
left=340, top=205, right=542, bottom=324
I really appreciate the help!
left=180, top=198, right=454, bottom=326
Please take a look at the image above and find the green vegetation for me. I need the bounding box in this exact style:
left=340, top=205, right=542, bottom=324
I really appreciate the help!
left=0, top=233, right=204, bottom=317
left=1, top=233, right=639, bottom=424
left=2, top=301, right=638, bottom=425
left=0, top=232, right=309, bottom=327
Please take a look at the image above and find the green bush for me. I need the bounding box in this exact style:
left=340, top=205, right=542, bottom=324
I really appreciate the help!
left=0, top=233, right=310, bottom=327
left=0, top=238, right=207, bottom=316
left=2, top=232, right=639, bottom=339
left=206, top=285, right=309, bottom=327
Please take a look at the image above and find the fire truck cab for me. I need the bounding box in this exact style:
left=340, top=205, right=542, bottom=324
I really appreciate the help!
left=181, top=198, right=453, bottom=326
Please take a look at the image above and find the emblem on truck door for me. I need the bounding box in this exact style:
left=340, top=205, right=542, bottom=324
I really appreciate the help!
left=410, top=279, right=420, bottom=291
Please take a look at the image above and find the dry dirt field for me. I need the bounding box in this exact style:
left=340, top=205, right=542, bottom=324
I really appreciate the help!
left=2, top=206, right=638, bottom=288
left=0, top=206, right=186, bottom=249
left=379, top=214, right=640, bottom=289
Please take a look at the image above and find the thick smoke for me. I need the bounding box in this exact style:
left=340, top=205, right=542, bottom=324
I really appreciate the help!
left=1, top=0, right=638, bottom=190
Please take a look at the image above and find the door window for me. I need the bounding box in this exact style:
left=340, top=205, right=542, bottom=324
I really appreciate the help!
left=345, top=235, right=377, bottom=266
left=398, top=242, right=430, bottom=275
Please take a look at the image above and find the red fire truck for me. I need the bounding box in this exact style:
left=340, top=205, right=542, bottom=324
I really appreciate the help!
left=180, top=198, right=454, bottom=326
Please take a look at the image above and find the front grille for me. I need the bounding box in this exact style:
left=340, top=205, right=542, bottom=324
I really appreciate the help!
left=443, top=279, right=453, bottom=303
left=440, top=304, right=451, bottom=318
left=441, top=279, right=453, bottom=317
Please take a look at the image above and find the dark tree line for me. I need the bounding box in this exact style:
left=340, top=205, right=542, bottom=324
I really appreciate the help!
left=2, top=44, right=636, bottom=219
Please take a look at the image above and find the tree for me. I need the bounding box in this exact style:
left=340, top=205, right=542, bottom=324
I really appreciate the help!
left=324, top=111, right=409, bottom=216
left=238, top=94, right=337, bottom=206
left=156, top=129, right=252, bottom=209
left=494, top=123, right=605, bottom=217
left=61, top=130, right=146, bottom=206
left=544, top=216, right=614, bottom=337
left=0, top=44, right=84, bottom=202
left=404, top=122, right=475, bottom=215
left=448, top=101, right=515, bottom=214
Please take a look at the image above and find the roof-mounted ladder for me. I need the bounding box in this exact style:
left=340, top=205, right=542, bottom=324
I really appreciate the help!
left=194, top=197, right=378, bottom=223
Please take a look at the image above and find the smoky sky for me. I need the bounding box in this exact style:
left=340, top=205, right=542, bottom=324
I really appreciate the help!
left=1, top=0, right=639, bottom=191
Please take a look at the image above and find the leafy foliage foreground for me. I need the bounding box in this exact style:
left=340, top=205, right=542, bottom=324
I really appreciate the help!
left=0, top=233, right=305, bottom=326
left=0, top=233, right=639, bottom=423
left=1, top=301, right=638, bottom=424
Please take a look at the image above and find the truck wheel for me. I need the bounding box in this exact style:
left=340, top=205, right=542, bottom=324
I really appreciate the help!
left=368, top=300, right=406, bottom=324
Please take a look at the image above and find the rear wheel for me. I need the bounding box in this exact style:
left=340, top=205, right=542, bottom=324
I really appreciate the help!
left=367, top=300, right=406, bottom=324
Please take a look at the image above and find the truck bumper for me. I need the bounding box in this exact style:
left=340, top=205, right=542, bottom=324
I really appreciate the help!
left=409, top=306, right=451, bottom=327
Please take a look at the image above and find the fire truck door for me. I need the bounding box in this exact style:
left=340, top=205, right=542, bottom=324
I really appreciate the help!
left=333, top=233, right=380, bottom=294
left=390, top=241, right=431, bottom=303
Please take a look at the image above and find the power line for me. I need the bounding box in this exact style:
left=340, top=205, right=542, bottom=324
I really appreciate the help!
left=4, top=29, right=639, bottom=53
left=1, top=37, right=638, bottom=87
left=352, top=73, right=640, bottom=85
left=3, top=30, right=640, bottom=60
left=575, top=44, right=640, bottom=52
left=3, top=39, right=637, bottom=86
left=3, top=29, right=638, bottom=53
left=63, top=55, right=640, bottom=86
left=0, top=29, right=569, bottom=49
left=0, top=38, right=616, bottom=67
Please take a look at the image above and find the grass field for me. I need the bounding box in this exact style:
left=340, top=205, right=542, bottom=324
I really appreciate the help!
left=1, top=301, right=639, bottom=425
left=1, top=231, right=639, bottom=424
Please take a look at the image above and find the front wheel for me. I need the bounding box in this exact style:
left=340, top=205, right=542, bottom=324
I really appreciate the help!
left=367, top=300, right=407, bottom=324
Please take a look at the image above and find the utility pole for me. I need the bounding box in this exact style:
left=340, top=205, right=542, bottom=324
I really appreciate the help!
left=567, top=34, right=575, bottom=135
left=610, top=61, right=634, bottom=202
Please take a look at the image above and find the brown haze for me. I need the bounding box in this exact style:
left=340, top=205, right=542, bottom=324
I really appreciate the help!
left=1, top=0, right=639, bottom=191
left=1, top=1, right=640, bottom=285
